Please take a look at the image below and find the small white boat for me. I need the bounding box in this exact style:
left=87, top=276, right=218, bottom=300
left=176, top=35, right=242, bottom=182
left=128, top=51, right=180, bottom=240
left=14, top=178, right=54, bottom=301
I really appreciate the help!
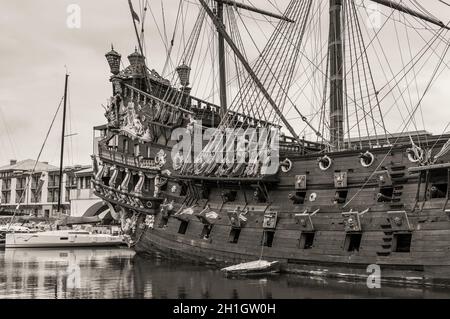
left=5, top=230, right=124, bottom=248
left=221, top=260, right=280, bottom=276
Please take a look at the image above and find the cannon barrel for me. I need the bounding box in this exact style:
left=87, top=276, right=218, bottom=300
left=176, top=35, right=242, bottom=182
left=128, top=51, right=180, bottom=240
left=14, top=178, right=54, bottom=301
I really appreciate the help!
left=377, top=192, right=392, bottom=202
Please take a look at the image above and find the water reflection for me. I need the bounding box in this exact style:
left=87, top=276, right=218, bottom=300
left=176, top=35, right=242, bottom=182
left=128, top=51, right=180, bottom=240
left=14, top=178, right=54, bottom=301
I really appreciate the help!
left=1, top=248, right=450, bottom=299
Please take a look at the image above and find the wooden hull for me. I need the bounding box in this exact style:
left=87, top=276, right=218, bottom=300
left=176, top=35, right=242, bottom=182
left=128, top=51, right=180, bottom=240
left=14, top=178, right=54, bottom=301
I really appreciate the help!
left=133, top=222, right=450, bottom=287
left=97, top=120, right=450, bottom=287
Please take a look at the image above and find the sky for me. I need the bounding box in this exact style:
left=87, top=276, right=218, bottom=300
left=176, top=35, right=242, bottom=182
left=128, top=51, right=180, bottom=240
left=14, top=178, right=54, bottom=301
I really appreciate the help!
left=0, top=0, right=144, bottom=167
left=0, top=0, right=450, bottom=167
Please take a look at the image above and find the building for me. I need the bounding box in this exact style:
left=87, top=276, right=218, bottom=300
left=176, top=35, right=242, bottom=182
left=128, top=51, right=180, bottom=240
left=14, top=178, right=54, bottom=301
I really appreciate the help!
left=0, top=159, right=102, bottom=218
left=69, top=166, right=105, bottom=217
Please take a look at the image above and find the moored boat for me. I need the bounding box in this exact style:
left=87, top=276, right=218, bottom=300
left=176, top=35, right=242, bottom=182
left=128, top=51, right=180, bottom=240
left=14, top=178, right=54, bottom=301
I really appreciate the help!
left=221, top=260, right=281, bottom=276
left=5, top=229, right=124, bottom=248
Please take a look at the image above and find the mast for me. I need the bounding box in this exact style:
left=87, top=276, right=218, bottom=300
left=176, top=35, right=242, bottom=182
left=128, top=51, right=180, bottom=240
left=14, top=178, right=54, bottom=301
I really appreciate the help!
left=213, top=0, right=294, bottom=118
left=369, top=0, right=450, bottom=30
left=198, top=0, right=303, bottom=145
left=217, top=1, right=227, bottom=118
left=57, top=73, right=69, bottom=213
left=328, top=0, right=344, bottom=151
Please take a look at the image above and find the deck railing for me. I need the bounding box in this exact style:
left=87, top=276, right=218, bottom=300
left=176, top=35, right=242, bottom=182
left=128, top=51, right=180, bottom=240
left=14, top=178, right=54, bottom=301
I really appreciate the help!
left=98, top=144, right=159, bottom=171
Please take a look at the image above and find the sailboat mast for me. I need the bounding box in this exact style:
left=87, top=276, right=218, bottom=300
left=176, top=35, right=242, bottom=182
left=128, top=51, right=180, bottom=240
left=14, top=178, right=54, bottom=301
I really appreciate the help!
left=328, top=0, right=344, bottom=150
left=57, top=73, right=69, bottom=213
left=217, top=1, right=228, bottom=118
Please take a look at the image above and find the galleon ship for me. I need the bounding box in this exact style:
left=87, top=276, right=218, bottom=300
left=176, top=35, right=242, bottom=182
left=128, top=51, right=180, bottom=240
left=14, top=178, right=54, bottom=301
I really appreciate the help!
left=93, top=0, right=450, bottom=286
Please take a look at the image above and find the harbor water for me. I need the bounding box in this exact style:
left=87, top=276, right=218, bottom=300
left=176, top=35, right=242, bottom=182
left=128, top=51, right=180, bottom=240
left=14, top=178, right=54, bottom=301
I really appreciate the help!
left=0, top=248, right=449, bottom=299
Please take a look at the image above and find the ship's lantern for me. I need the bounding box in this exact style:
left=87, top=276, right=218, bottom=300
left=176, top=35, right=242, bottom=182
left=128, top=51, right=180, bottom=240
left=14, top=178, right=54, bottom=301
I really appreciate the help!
left=176, top=63, right=191, bottom=87
left=128, top=48, right=146, bottom=75
left=105, top=45, right=122, bottom=75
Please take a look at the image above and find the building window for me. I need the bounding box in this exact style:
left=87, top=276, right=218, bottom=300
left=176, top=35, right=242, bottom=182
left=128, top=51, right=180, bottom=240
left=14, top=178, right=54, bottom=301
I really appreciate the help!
left=31, top=190, right=41, bottom=203
left=15, top=190, right=25, bottom=204
left=393, top=233, right=412, bottom=253
left=85, top=177, right=92, bottom=189
left=16, top=177, right=26, bottom=189
left=2, top=179, right=11, bottom=190
left=2, top=191, right=10, bottom=204
left=48, top=175, right=59, bottom=187
left=344, top=233, right=362, bottom=252
left=32, top=175, right=40, bottom=189
left=299, top=232, right=315, bottom=249
left=48, top=190, right=59, bottom=203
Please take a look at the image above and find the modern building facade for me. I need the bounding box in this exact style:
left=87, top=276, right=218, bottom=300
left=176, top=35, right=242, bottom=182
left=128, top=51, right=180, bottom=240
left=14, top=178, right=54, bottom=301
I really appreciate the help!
left=0, top=159, right=102, bottom=218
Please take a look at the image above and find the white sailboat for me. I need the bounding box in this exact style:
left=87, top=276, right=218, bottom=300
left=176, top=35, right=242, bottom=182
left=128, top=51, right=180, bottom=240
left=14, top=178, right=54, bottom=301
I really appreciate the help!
left=5, top=229, right=123, bottom=248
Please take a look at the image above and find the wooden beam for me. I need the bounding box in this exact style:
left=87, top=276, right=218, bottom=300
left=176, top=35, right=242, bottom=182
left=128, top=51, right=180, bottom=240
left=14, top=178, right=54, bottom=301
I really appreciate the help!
left=215, top=0, right=295, bottom=23
left=369, top=0, right=450, bottom=30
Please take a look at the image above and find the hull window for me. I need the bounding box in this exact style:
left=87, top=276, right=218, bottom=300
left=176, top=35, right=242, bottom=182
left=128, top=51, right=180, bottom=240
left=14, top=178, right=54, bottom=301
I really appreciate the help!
left=299, top=232, right=315, bottom=249
left=430, top=184, right=447, bottom=199
left=158, top=216, right=169, bottom=228
left=262, top=231, right=275, bottom=247
left=222, top=191, right=237, bottom=203
left=229, top=228, right=241, bottom=244
left=377, top=187, right=394, bottom=202
left=345, top=233, right=362, bottom=252
left=393, top=233, right=412, bottom=252
left=290, top=191, right=306, bottom=205
left=180, top=183, right=188, bottom=196
left=201, top=225, right=213, bottom=239
left=178, top=220, right=189, bottom=235
left=334, top=190, right=348, bottom=204
left=429, top=169, right=448, bottom=199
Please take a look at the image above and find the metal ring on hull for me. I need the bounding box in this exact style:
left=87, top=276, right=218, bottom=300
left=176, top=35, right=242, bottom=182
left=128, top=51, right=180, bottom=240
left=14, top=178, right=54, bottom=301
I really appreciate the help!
left=360, top=151, right=375, bottom=168
left=280, top=158, right=292, bottom=173
left=318, top=155, right=332, bottom=171
left=407, top=147, right=424, bottom=163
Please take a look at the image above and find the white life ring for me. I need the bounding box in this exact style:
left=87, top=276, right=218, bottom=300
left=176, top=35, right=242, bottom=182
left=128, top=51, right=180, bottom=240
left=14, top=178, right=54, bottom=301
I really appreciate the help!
left=360, top=151, right=375, bottom=168
left=407, top=147, right=424, bottom=163
left=309, top=192, right=317, bottom=202
left=318, top=155, right=332, bottom=171
left=280, top=158, right=293, bottom=173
